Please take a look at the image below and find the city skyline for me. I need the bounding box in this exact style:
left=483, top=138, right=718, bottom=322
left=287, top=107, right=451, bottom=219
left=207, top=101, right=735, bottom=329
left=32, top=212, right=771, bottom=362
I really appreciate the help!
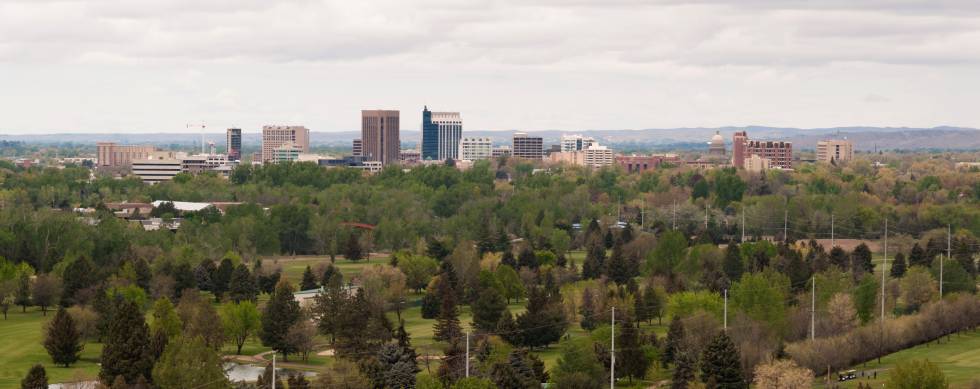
left=2, top=1, right=980, bottom=134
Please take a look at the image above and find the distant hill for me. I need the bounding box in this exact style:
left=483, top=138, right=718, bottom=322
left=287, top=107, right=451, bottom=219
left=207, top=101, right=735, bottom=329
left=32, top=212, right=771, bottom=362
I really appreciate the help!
left=2, top=126, right=978, bottom=151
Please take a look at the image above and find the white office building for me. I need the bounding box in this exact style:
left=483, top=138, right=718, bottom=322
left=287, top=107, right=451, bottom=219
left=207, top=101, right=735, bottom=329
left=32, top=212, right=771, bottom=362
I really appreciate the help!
left=560, top=134, right=596, bottom=152
left=459, top=137, right=492, bottom=160
left=432, top=112, right=462, bottom=161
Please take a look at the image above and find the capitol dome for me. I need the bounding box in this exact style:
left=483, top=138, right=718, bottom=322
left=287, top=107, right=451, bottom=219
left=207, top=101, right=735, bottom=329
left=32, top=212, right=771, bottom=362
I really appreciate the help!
left=709, top=131, right=726, bottom=155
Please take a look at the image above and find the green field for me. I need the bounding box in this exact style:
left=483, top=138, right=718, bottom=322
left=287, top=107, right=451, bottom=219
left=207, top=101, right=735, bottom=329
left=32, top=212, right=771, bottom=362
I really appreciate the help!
left=819, top=330, right=980, bottom=388
left=0, top=308, right=102, bottom=388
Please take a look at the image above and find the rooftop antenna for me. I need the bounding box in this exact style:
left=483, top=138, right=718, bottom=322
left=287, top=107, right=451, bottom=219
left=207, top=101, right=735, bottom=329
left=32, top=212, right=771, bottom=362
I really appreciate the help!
left=201, top=122, right=207, bottom=155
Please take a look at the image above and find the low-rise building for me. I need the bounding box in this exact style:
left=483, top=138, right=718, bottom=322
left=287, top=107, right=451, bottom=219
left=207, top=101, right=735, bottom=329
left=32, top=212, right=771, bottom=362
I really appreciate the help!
left=459, top=137, right=492, bottom=160
left=616, top=154, right=680, bottom=173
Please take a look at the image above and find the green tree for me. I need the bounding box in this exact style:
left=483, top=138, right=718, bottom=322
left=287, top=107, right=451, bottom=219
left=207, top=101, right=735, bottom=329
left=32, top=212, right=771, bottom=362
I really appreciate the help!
left=723, top=242, right=744, bottom=282
left=21, top=365, right=47, bottom=389
left=700, top=331, right=745, bottom=389
left=551, top=337, right=605, bottom=389
left=852, top=243, right=874, bottom=274
left=579, top=287, right=598, bottom=331
left=31, top=274, right=60, bottom=315
left=472, top=276, right=508, bottom=332
left=648, top=230, right=687, bottom=276
left=891, top=253, right=908, bottom=278
left=730, top=271, right=789, bottom=334
left=212, top=257, right=234, bottom=299
left=670, top=351, right=696, bottom=389
left=260, top=279, right=301, bottom=360
left=853, top=275, right=878, bottom=324
left=61, top=257, right=94, bottom=307
left=606, top=241, right=632, bottom=285
left=908, top=243, right=928, bottom=268
left=372, top=342, right=421, bottom=389
left=433, top=272, right=462, bottom=342
left=15, top=271, right=30, bottom=312
left=44, top=307, right=83, bottom=367
left=617, top=315, right=651, bottom=383
left=512, top=286, right=567, bottom=349
left=221, top=301, right=261, bottom=354
left=495, top=265, right=525, bottom=303
left=345, top=232, right=364, bottom=261
left=300, top=265, right=318, bottom=291
left=885, top=359, right=948, bottom=389
left=150, top=298, right=182, bottom=338
left=643, top=284, right=663, bottom=324
left=401, top=254, right=439, bottom=293
left=152, top=336, right=231, bottom=389
left=663, top=316, right=684, bottom=367
left=228, top=264, right=258, bottom=303
left=712, top=169, right=746, bottom=208
left=100, top=298, right=154, bottom=384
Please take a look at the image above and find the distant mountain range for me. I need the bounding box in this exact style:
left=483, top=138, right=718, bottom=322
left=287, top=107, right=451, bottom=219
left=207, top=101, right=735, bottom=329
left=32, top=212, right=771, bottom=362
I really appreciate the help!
left=3, top=126, right=979, bottom=151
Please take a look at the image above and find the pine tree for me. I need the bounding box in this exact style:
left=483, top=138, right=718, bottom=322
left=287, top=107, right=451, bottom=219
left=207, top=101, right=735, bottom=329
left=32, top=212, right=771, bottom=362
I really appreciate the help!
left=582, top=242, right=606, bottom=279
left=501, top=251, right=517, bottom=269
left=909, top=243, right=928, bottom=268
left=472, top=283, right=507, bottom=332
left=194, top=260, right=216, bottom=292
left=374, top=343, right=420, bottom=388
left=700, top=331, right=745, bottom=389
left=438, top=338, right=467, bottom=386
left=15, top=272, right=30, bottom=312
left=151, top=335, right=230, bottom=389
left=723, top=242, right=743, bottom=282
left=99, top=298, right=154, bottom=384
left=670, top=351, right=696, bottom=389
left=300, top=265, right=318, bottom=291
left=260, top=279, right=301, bottom=361
left=433, top=274, right=461, bottom=342
left=420, top=279, right=441, bottom=319
left=518, top=247, right=538, bottom=269
left=579, top=287, right=598, bottom=331
left=829, top=246, right=848, bottom=269
left=345, top=233, right=363, bottom=261
left=320, top=264, right=339, bottom=287
left=852, top=243, right=874, bottom=274
left=621, top=223, right=635, bottom=244
left=891, top=252, right=908, bottom=278
left=617, top=315, right=651, bottom=383
left=663, top=316, right=684, bottom=367
left=606, top=241, right=631, bottom=285
left=61, top=257, right=94, bottom=307
left=513, top=286, right=567, bottom=349
left=644, top=284, right=663, bottom=324
left=604, top=229, right=615, bottom=249
left=44, top=308, right=83, bottom=367
left=21, top=365, right=47, bottom=389
left=634, top=287, right=649, bottom=324
left=256, top=363, right=284, bottom=389
left=213, top=257, right=234, bottom=299
left=228, top=264, right=258, bottom=303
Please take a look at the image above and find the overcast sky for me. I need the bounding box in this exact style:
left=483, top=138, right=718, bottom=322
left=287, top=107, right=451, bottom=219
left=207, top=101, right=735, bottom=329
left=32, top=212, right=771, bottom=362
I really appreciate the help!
left=1, top=0, right=979, bottom=134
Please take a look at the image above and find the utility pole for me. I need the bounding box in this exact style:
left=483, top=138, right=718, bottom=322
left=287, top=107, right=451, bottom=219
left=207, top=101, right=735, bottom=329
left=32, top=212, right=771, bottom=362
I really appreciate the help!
left=610, top=307, right=616, bottom=389
left=944, top=224, right=951, bottom=298
left=272, top=354, right=276, bottom=389
left=723, top=289, right=728, bottom=331
left=465, top=331, right=470, bottom=378
left=640, top=202, right=645, bottom=231
left=705, top=203, right=709, bottom=230
left=879, top=218, right=887, bottom=363
left=783, top=207, right=789, bottom=243
left=741, top=207, right=746, bottom=242
left=810, top=277, right=816, bottom=340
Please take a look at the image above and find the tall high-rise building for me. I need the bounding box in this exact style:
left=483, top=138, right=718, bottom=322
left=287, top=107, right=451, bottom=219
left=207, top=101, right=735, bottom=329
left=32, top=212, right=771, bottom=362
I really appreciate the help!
left=96, top=142, right=158, bottom=167
left=352, top=139, right=363, bottom=157
left=226, top=128, right=242, bottom=161
left=459, top=137, right=492, bottom=160
left=512, top=132, right=543, bottom=159
left=361, top=110, right=400, bottom=165
left=732, top=131, right=748, bottom=168
left=560, top=134, right=596, bottom=152
left=261, top=125, right=309, bottom=162
left=816, top=139, right=854, bottom=163
left=421, top=107, right=462, bottom=161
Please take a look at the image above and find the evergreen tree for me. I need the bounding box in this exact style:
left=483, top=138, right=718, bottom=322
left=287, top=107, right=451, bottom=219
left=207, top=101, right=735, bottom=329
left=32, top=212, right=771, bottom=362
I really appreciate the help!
left=213, top=258, right=234, bottom=299
left=582, top=242, right=606, bottom=279
left=579, top=287, right=598, bottom=331
left=723, top=242, right=743, bottom=282
left=255, top=363, right=284, bottom=389
left=634, top=286, right=650, bottom=324
left=617, top=315, right=651, bottom=383
left=512, top=286, right=567, bottom=349
left=670, top=351, right=696, bottom=389
left=311, top=274, right=346, bottom=342
left=472, top=282, right=507, bottom=332
left=620, top=223, right=635, bottom=244
left=518, top=247, right=538, bottom=269
left=132, top=258, right=151, bottom=292
left=427, top=238, right=451, bottom=262
left=606, top=241, right=631, bottom=285
left=604, top=229, right=615, bottom=249
left=300, top=265, right=318, bottom=291
left=433, top=273, right=462, bottom=342
left=172, top=262, right=196, bottom=298
left=61, top=257, right=94, bottom=307
left=287, top=374, right=311, bottom=389
left=99, top=298, right=154, bottom=384
left=829, top=246, right=848, bottom=269
left=501, top=250, right=518, bottom=269
left=373, top=342, right=421, bottom=389
left=194, top=260, right=216, bottom=292
left=891, top=253, right=908, bottom=278
left=21, top=364, right=47, bottom=389
left=909, top=243, right=928, bottom=268
left=700, top=331, right=745, bottom=389
left=44, top=307, right=83, bottom=367
left=228, top=264, right=259, bottom=303
left=345, top=232, right=364, bottom=261
left=644, top=284, right=663, bottom=324
left=438, top=338, right=467, bottom=386
left=321, top=264, right=340, bottom=287
left=260, top=279, right=301, bottom=361
left=852, top=243, right=874, bottom=274
left=663, top=316, right=684, bottom=367
left=420, top=279, right=441, bottom=319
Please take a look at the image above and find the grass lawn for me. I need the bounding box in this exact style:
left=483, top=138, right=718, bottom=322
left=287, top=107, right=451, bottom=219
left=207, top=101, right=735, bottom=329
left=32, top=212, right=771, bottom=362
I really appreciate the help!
left=818, top=330, right=980, bottom=388
left=262, top=255, right=389, bottom=288
left=0, top=307, right=102, bottom=388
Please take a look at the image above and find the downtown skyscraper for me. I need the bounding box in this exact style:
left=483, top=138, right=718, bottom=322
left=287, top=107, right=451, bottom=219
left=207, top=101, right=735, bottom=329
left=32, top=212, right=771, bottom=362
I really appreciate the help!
left=362, top=110, right=400, bottom=165
left=421, top=106, right=462, bottom=161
